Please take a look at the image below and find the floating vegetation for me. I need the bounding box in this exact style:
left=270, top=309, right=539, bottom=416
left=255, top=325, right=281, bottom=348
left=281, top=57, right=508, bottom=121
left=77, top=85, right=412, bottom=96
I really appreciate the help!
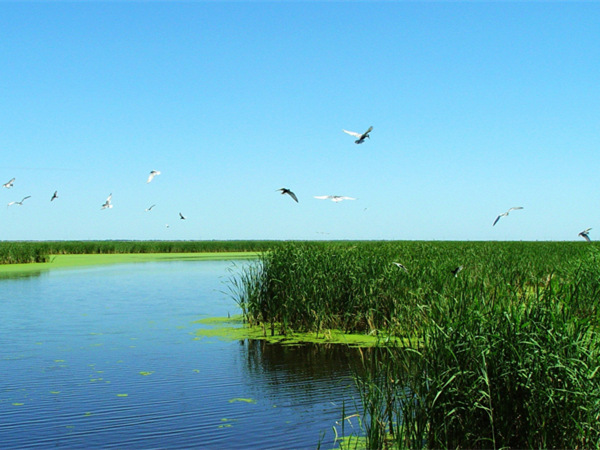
left=139, top=371, right=154, bottom=376
left=116, top=394, right=128, bottom=397
left=228, top=398, right=256, bottom=404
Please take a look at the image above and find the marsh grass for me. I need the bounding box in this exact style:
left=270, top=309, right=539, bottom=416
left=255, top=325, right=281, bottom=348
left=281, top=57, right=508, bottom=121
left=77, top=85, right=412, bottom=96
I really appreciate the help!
left=232, top=241, right=600, bottom=448
left=0, top=240, right=277, bottom=265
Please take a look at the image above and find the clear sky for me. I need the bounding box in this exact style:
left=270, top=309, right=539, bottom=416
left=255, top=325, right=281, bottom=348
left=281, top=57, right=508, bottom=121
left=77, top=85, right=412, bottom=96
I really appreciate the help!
left=1, top=1, right=598, bottom=241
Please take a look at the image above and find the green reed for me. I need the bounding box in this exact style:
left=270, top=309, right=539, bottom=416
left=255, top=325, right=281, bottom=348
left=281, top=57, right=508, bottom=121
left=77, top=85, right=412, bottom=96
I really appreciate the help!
left=231, top=241, right=600, bottom=447
left=0, top=240, right=280, bottom=264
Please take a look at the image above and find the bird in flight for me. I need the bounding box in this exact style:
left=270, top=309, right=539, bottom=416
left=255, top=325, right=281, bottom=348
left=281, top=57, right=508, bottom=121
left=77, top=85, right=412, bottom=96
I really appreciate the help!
left=3, top=178, right=15, bottom=189
left=51, top=191, right=58, bottom=201
left=314, top=195, right=356, bottom=202
left=179, top=212, right=186, bottom=220
left=579, top=228, right=592, bottom=242
left=101, top=194, right=113, bottom=209
left=147, top=170, right=161, bottom=183
left=145, top=204, right=156, bottom=212
left=493, top=207, right=523, bottom=226
left=451, top=265, right=464, bottom=277
left=343, top=126, right=373, bottom=144
left=8, top=196, right=31, bottom=207
left=277, top=188, right=298, bottom=203
left=392, top=262, right=408, bottom=273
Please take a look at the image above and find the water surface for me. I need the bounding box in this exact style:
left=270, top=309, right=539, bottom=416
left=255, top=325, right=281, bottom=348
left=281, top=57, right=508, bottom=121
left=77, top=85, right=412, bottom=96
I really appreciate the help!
left=0, top=260, right=362, bottom=449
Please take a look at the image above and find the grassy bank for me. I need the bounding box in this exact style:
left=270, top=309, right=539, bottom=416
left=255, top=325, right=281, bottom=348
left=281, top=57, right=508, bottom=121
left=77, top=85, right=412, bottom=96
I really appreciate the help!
left=0, top=240, right=282, bottom=265
left=231, top=241, right=600, bottom=448
left=0, top=252, right=259, bottom=277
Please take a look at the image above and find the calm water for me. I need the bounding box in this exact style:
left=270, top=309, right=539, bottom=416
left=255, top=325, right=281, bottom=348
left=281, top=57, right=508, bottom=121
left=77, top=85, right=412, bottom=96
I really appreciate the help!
left=0, top=260, right=363, bottom=449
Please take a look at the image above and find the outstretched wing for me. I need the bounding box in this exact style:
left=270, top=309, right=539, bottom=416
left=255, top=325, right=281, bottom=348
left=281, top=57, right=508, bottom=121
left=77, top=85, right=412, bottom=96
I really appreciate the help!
left=343, top=129, right=362, bottom=138
left=314, top=195, right=332, bottom=200
left=362, top=126, right=373, bottom=137
left=508, top=207, right=523, bottom=212
left=286, top=190, right=299, bottom=203
left=493, top=215, right=501, bottom=226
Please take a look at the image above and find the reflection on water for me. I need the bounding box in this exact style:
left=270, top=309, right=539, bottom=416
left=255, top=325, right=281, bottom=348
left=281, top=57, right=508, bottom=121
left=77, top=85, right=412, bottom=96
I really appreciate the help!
left=0, top=260, right=363, bottom=449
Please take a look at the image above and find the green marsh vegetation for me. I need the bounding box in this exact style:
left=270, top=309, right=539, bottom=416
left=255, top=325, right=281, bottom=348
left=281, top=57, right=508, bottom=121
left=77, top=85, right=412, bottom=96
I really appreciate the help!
left=232, top=241, right=600, bottom=448
left=0, top=240, right=280, bottom=264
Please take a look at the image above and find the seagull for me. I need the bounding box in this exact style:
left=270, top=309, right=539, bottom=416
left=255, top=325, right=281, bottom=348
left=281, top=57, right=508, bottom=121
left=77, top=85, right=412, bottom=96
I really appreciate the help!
left=8, top=196, right=31, bottom=207
left=277, top=188, right=298, bottom=203
left=50, top=191, right=58, bottom=201
left=392, top=262, right=408, bottom=273
left=145, top=204, right=156, bottom=212
left=3, top=178, right=15, bottom=189
left=179, top=212, right=186, bottom=220
left=314, top=195, right=356, bottom=202
left=101, top=194, right=113, bottom=209
left=451, top=266, right=464, bottom=277
left=579, top=228, right=592, bottom=242
left=493, top=207, right=523, bottom=226
left=343, top=126, right=373, bottom=144
left=147, top=170, right=161, bottom=183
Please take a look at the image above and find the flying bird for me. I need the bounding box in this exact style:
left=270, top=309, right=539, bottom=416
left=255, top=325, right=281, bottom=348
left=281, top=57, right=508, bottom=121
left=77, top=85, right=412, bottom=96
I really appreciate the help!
left=493, top=207, right=523, bottom=226
left=101, top=194, right=113, bottom=209
left=50, top=191, right=58, bottom=201
left=8, top=196, right=31, bottom=207
left=179, top=212, right=186, bottom=220
left=147, top=170, right=161, bottom=183
left=451, top=265, right=464, bottom=277
left=579, top=228, right=592, bottom=242
left=392, top=262, right=408, bottom=273
left=3, top=178, right=15, bottom=189
left=145, top=204, right=156, bottom=212
left=343, top=126, right=373, bottom=144
left=314, top=195, right=356, bottom=202
left=277, top=188, right=298, bottom=203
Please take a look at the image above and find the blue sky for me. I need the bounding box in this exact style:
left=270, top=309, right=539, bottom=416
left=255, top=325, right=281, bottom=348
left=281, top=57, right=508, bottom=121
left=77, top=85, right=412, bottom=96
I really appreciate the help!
left=1, top=2, right=598, bottom=241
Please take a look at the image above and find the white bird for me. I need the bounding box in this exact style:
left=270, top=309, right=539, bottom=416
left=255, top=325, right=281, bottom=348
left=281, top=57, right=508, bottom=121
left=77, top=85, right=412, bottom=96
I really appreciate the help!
left=147, top=170, right=161, bottom=183
left=51, top=191, right=58, bottom=201
left=392, top=262, right=408, bottom=273
left=277, top=188, right=298, bottom=203
left=314, top=195, right=356, bottom=202
left=579, top=228, right=592, bottom=242
left=493, top=207, right=523, bottom=226
left=179, top=212, right=186, bottom=220
left=343, top=126, right=373, bottom=144
left=145, top=204, right=156, bottom=212
left=451, top=265, right=464, bottom=277
left=8, top=196, right=31, bottom=207
left=101, top=194, right=113, bottom=209
left=3, top=178, right=15, bottom=188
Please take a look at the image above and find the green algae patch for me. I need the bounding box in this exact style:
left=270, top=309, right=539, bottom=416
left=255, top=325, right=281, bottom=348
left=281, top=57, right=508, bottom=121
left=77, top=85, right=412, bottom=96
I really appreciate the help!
left=117, top=393, right=128, bottom=397
left=139, top=371, right=154, bottom=376
left=194, top=316, right=404, bottom=347
left=228, top=398, right=256, bottom=404
left=0, top=252, right=260, bottom=277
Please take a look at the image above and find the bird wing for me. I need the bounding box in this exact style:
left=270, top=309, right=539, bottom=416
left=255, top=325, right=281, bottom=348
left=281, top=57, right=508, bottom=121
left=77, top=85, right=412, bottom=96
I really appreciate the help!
left=7, top=201, right=16, bottom=206
left=287, top=191, right=299, bottom=202
left=314, top=196, right=331, bottom=200
left=362, top=126, right=373, bottom=137
left=508, top=207, right=523, bottom=212
left=340, top=196, right=356, bottom=200
left=22, top=196, right=31, bottom=202
left=147, top=174, right=155, bottom=183
left=106, top=194, right=112, bottom=202
left=493, top=215, right=502, bottom=226
left=343, top=129, right=362, bottom=138
left=581, top=234, right=591, bottom=242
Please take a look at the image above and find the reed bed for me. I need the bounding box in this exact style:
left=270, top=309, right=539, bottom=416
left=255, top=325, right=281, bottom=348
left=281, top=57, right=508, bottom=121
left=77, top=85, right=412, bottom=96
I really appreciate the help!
left=232, top=241, right=600, bottom=448
left=0, top=240, right=279, bottom=264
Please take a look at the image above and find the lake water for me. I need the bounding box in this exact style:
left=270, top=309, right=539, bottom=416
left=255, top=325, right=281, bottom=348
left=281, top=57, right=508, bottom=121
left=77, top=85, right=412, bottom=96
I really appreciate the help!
left=0, top=260, right=364, bottom=449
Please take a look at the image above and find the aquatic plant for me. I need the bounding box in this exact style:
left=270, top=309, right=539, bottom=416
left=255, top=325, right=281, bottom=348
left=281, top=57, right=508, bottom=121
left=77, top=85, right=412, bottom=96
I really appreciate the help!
left=232, top=241, right=600, bottom=448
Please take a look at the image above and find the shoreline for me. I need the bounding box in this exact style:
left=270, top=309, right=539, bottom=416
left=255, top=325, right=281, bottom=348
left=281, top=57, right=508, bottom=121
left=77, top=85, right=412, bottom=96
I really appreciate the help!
left=0, top=252, right=260, bottom=276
